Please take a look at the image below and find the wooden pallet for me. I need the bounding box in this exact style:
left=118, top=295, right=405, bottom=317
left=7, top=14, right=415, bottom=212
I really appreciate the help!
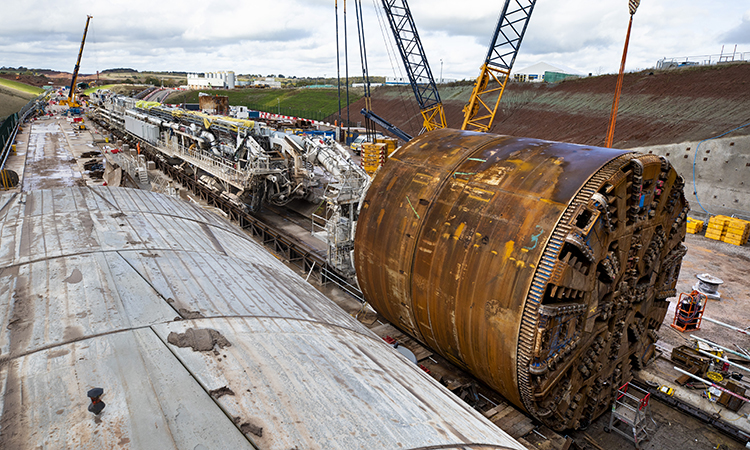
left=486, top=403, right=536, bottom=439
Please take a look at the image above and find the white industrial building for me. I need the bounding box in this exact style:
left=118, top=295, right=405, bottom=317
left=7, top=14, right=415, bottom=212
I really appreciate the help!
left=385, top=76, right=457, bottom=85
left=252, top=77, right=282, bottom=88
left=512, top=62, right=582, bottom=82
left=187, top=71, right=236, bottom=89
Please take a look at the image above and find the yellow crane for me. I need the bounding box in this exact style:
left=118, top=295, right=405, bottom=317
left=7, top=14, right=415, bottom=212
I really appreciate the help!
left=462, top=1, right=536, bottom=133
left=63, top=15, right=93, bottom=109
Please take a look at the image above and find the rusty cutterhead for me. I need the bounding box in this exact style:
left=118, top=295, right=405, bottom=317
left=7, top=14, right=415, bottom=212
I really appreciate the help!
left=354, top=129, right=688, bottom=430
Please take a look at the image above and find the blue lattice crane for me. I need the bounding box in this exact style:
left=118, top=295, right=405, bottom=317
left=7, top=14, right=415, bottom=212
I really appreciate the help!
left=379, top=0, right=446, bottom=132
left=462, top=0, right=536, bottom=132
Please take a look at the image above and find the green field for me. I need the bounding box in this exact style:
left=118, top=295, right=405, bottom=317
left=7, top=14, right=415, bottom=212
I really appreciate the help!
left=0, top=78, right=44, bottom=95
left=83, top=84, right=118, bottom=95
left=166, top=87, right=362, bottom=121
left=83, top=84, right=151, bottom=96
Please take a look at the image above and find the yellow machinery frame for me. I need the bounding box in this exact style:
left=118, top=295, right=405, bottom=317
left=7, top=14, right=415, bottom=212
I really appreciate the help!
left=462, top=64, right=511, bottom=133
left=421, top=104, right=447, bottom=132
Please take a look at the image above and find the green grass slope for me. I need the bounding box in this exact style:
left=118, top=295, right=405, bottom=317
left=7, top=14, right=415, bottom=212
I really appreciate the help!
left=0, top=78, right=44, bottom=96
left=165, top=87, right=362, bottom=121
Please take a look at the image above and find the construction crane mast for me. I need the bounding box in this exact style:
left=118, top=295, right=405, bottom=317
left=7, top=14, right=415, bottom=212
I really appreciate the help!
left=66, top=15, right=93, bottom=107
left=462, top=0, right=535, bottom=132
left=380, top=0, right=446, bottom=133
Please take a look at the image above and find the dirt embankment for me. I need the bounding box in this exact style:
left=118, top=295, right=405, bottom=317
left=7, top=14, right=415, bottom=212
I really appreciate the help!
left=350, top=62, right=750, bottom=148
left=0, top=72, right=119, bottom=89
left=0, top=73, right=53, bottom=88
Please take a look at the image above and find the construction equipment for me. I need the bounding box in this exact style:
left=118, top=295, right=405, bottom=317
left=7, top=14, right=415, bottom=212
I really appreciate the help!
left=354, top=129, right=689, bottom=431
left=369, top=0, right=534, bottom=136
left=671, top=345, right=711, bottom=381
left=670, top=290, right=707, bottom=332
left=360, top=109, right=412, bottom=142
left=379, top=0, right=446, bottom=133
left=657, top=385, right=674, bottom=396
left=96, top=93, right=370, bottom=274
left=461, top=0, right=536, bottom=132
left=674, top=366, right=750, bottom=406
left=603, top=382, right=656, bottom=449
left=63, top=15, right=93, bottom=109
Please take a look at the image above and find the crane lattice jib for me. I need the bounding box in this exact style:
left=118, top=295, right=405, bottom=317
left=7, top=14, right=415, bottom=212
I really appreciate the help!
left=462, top=0, right=536, bottom=132
left=380, top=0, right=446, bottom=131
left=69, top=15, right=93, bottom=103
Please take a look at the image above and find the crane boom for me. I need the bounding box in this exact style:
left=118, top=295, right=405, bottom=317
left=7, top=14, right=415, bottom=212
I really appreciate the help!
left=360, top=108, right=413, bottom=142
left=380, top=0, right=445, bottom=133
left=68, top=15, right=93, bottom=105
left=461, top=0, right=535, bottom=132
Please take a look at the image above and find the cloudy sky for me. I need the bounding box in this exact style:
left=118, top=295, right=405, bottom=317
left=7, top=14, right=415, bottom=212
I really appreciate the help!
left=0, top=0, right=748, bottom=79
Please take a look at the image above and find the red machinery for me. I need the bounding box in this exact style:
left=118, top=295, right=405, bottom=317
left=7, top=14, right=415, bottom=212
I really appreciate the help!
left=671, top=290, right=707, bottom=332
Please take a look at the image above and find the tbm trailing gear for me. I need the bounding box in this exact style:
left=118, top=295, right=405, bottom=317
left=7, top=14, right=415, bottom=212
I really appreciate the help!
left=354, top=129, right=688, bottom=431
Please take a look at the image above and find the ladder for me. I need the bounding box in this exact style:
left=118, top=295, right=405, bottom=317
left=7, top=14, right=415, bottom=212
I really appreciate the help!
left=604, top=382, right=657, bottom=448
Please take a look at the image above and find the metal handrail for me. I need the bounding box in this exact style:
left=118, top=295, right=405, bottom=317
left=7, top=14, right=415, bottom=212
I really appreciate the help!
left=320, top=265, right=364, bottom=302
left=311, top=213, right=328, bottom=236
left=1, top=93, right=47, bottom=171
left=162, top=139, right=256, bottom=189
left=657, top=51, right=750, bottom=68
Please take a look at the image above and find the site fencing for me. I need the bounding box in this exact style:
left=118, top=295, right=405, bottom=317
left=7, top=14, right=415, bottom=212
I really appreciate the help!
left=0, top=93, right=46, bottom=171
left=245, top=104, right=333, bottom=122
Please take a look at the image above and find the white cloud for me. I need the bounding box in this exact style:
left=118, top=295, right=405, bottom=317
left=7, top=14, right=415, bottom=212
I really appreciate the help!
left=722, top=9, right=750, bottom=44
left=0, top=0, right=747, bottom=78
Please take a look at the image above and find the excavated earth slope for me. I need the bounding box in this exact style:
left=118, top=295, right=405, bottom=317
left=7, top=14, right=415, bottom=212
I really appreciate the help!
left=352, top=62, right=750, bottom=148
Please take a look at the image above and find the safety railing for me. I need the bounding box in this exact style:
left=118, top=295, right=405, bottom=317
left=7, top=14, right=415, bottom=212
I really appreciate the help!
left=117, top=152, right=148, bottom=185
left=657, top=51, right=750, bottom=69
left=319, top=265, right=364, bottom=302
left=1, top=93, right=47, bottom=171
left=311, top=213, right=329, bottom=241
left=161, top=139, right=257, bottom=190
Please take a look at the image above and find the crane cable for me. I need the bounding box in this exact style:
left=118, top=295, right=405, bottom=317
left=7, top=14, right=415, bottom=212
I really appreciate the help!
left=344, top=0, right=351, bottom=129
left=88, top=19, right=100, bottom=86
left=371, top=0, right=422, bottom=133
left=372, top=1, right=403, bottom=82
left=336, top=0, right=342, bottom=127
left=604, top=12, right=634, bottom=148
left=354, top=0, right=376, bottom=140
